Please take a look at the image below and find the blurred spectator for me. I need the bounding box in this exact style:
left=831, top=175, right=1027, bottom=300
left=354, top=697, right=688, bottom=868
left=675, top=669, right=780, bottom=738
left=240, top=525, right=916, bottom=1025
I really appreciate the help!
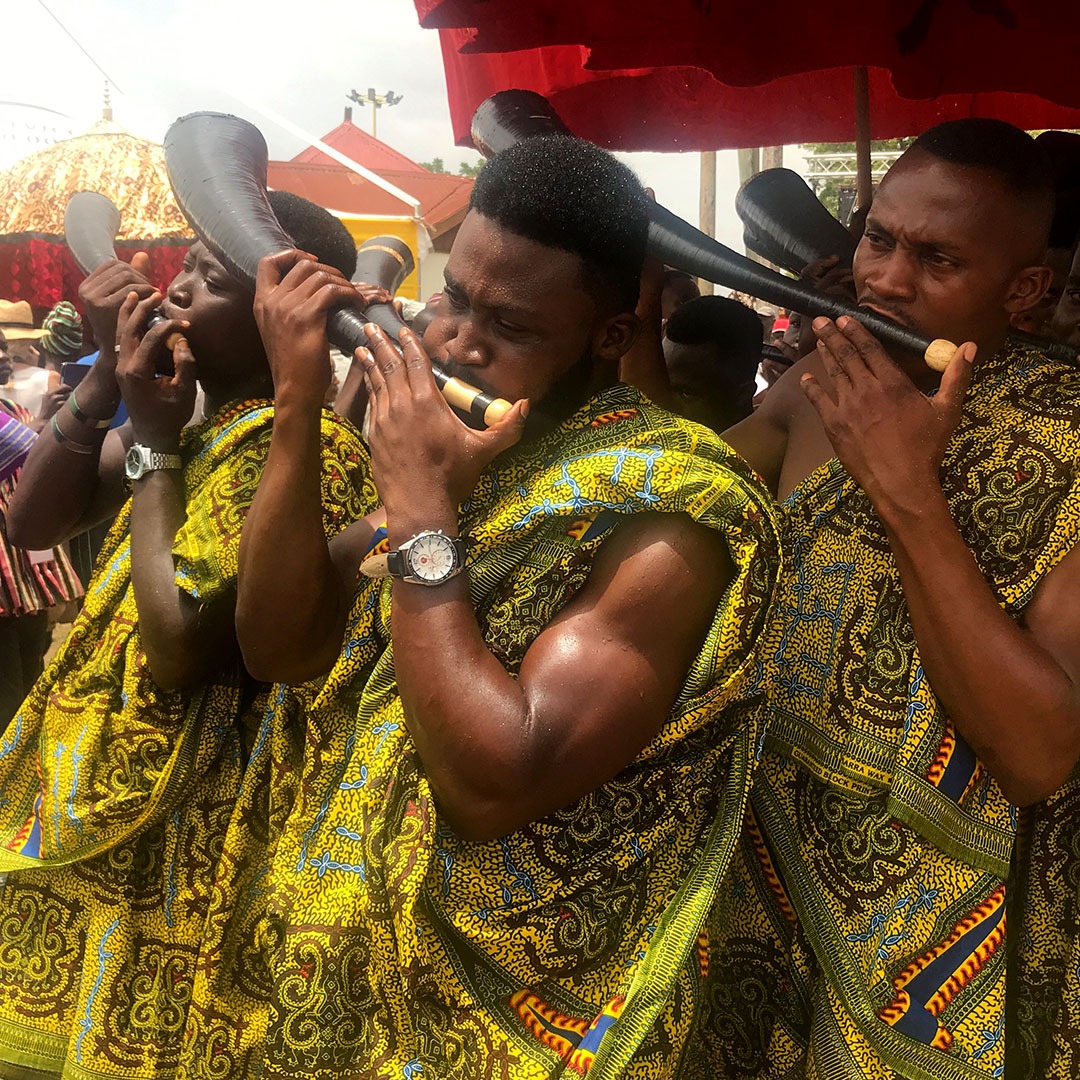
left=664, top=296, right=761, bottom=432
left=1049, top=243, right=1080, bottom=349
left=1018, top=242, right=1075, bottom=337
left=754, top=302, right=779, bottom=340
left=0, top=389, right=84, bottom=724
left=660, top=269, right=700, bottom=325
left=38, top=301, right=83, bottom=372
left=0, top=300, right=52, bottom=414
left=754, top=346, right=795, bottom=408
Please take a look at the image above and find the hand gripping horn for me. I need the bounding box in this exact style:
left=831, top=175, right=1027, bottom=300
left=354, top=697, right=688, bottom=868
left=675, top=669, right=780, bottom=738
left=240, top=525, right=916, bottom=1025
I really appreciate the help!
left=471, top=92, right=962, bottom=371
left=162, top=111, right=511, bottom=427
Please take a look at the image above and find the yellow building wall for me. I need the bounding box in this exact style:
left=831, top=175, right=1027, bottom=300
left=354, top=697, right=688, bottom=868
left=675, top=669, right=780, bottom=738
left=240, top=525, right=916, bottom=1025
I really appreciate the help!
left=338, top=216, right=421, bottom=299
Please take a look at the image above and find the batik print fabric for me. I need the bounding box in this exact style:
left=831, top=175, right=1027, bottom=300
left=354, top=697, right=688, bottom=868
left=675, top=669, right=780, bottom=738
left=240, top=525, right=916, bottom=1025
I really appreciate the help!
left=698, top=345, right=1080, bottom=1080
left=227, top=384, right=781, bottom=1079
left=0, top=401, right=372, bottom=1078
left=1011, top=773, right=1080, bottom=1077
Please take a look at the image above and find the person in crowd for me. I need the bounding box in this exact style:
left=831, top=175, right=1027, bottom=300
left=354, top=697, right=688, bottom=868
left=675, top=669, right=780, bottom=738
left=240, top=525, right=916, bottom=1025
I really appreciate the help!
left=663, top=295, right=761, bottom=431
left=698, top=119, right=1079, bottom=1080
left=0, top=192, right=373, bottom=1078
left=1048, top=240, right=1080, bottom=350
left=0, top=350, right=37, bottom=483
left=0, top=329, right=83, bottom=727
left=37, top=300, right=84, bottom=373
left=661, top=267, right=701, bottom=325
left=230, top=134, right=781, bottom=1077
left=0, top=300, right=53, bottom=415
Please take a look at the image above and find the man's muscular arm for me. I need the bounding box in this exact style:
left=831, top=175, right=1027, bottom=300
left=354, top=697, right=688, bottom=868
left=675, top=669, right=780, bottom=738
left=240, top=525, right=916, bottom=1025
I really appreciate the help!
left=361, top=323, right=732, bottom=842
left=805, top=316, right=1080, bottom=805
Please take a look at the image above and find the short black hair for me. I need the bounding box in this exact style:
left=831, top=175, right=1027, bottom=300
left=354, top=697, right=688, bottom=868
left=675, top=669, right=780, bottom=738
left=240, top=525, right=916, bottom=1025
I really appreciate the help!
left=469, top=134, right=648, bottom=312
left=666, top=296, right=763, bottom=365
left=909, top=120, right=1054, bottom=246
left=267, top=189, right=357, bottom=279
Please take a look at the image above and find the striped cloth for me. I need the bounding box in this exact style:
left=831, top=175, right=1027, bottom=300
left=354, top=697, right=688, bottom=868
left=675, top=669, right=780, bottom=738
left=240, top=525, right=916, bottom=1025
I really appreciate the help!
left=0, top=399, right=83, bottom=616
left=0, top=410, right=37, bottom=483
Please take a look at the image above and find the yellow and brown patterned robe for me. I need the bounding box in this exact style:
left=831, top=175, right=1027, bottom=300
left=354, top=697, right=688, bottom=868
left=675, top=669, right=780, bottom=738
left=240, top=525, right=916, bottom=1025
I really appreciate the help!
left=0, top=399, right=373, bottom=1079
left=220, top=384, right=782, bottom=1079
left=697, top=344, right=1080, bottom=1080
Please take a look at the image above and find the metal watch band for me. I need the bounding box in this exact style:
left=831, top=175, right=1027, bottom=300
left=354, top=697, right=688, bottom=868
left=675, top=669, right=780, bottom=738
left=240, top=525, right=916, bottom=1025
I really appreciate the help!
left=143, top=451, right=181, bottom=471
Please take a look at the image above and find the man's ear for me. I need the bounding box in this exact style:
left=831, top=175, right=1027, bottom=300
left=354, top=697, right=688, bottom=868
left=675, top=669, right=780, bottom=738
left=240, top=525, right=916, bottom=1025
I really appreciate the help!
left=595, top=312, right=640, bottom=362
left=1005, top=264, right=1054, bottom=316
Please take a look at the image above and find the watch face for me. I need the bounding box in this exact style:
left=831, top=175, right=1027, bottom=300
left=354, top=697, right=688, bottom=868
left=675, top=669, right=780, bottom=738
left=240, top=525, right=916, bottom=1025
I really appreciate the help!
left=405, top=532, right=459, bottom=582
left=124, top=445, right=146, bottom=480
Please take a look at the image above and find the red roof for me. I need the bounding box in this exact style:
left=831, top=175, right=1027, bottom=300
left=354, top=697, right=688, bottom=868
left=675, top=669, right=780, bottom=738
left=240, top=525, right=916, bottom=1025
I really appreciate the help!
left=271, top=117, right=473, bottom=238
left=293, top=119, right=430, bottom=174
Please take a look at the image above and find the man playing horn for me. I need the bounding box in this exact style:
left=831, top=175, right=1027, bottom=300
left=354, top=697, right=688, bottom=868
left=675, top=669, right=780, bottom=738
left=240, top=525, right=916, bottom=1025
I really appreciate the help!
left=0, top=193, right=375, bottom=1079
left=706, top=119, right=1080, bottom=1079
left=231, top=134, right=782, bottom=1078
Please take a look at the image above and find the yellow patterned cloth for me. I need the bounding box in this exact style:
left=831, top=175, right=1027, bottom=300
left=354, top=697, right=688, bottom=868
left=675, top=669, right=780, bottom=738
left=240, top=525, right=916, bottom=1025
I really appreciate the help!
left=698, top=345, right=1080, bottom=1080
left=0, top=400, right=372, bottom=1078
left=217, top=384, right=781, bottom=1079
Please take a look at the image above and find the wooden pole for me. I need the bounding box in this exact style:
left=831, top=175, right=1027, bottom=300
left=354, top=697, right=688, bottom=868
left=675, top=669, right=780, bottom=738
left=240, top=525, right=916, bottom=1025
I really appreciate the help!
left=854, top=66, right=872, bottom=210
left=699, top=151, right=716, bottom=295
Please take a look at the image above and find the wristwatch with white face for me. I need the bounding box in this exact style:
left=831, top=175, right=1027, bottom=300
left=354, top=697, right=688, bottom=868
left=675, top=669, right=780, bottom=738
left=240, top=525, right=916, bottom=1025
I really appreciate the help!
left=360, top=530, right=466, bottom=586
left=124, top=443, right=182, bottom=482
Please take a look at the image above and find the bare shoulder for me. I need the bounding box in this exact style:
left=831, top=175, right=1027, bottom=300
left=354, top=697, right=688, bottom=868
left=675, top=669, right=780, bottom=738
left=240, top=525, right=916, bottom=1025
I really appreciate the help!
left=572, top=511, right=733, bottom=633
left=723, top=359, right=813, bottom=495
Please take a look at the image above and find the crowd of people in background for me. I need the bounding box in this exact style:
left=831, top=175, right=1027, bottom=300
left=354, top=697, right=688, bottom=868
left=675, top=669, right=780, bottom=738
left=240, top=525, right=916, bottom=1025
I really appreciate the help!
left=0, top=118, right=1078, bottom=1079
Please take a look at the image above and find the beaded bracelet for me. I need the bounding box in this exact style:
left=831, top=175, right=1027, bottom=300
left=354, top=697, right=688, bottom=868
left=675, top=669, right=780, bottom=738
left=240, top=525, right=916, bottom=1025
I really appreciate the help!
left=68, top=388, right=114, bottom=429
left=50, top=414, right=97, bottom=455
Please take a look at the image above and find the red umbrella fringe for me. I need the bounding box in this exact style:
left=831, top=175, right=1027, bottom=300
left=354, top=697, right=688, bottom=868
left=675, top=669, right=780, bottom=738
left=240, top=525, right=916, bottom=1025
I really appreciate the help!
left=0, top=238, right=189, bottom=325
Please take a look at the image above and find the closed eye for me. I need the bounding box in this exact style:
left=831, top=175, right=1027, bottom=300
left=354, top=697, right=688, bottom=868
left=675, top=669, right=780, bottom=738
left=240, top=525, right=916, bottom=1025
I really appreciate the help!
left=444, top=286, right=468, bottom=312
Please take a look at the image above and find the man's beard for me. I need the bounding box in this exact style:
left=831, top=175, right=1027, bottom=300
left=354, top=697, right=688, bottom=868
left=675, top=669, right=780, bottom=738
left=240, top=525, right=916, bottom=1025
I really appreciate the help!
left=437, top=346, right=597, bottom=436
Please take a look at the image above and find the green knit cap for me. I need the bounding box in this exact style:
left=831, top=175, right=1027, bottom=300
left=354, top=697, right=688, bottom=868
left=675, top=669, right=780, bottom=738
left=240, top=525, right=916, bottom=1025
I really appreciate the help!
left=40, top=301, right=83, bottom=359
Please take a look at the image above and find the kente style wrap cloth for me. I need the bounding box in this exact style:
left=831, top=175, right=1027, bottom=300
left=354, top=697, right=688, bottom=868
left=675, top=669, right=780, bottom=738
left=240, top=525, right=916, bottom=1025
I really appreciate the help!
left=0, top=407, right=37, bottom=484
left=0, top=400, right=82, bottom=618
left=698, top=345, right=1080, bottom=1080
left=0, top=400, right=373, bottom=1078
left=233, top=384, right=781, bottom=1079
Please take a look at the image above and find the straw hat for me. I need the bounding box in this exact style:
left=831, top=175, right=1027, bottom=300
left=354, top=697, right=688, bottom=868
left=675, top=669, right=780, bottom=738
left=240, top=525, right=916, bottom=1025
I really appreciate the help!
left=0, top=300, right=45, bottom=340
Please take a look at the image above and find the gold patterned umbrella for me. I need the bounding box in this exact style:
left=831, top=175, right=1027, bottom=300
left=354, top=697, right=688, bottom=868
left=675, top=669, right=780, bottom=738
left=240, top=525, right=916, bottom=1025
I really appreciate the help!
left=0, top=117, right=192, bottom=310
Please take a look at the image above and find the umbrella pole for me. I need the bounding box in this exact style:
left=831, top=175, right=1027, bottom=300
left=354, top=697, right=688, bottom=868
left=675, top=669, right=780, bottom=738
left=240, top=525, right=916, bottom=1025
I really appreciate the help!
left=699, top=151, right=716, bottom=295
left=854, top=66, right=872, bottom=210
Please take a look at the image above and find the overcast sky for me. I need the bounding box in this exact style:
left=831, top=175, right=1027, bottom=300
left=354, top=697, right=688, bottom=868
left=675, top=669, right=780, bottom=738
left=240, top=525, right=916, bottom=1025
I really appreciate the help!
left=7, top=0, right=804, bottom=253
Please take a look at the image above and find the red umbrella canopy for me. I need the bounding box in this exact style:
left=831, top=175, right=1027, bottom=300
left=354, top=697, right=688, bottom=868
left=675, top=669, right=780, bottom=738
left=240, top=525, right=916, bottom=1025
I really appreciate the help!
left=418, top=1, right=1080, bottom=151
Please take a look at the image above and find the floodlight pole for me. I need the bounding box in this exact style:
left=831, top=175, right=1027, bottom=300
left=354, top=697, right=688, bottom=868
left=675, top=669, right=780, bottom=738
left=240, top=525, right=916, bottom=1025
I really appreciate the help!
left=347, top=88, right=403, bottom=140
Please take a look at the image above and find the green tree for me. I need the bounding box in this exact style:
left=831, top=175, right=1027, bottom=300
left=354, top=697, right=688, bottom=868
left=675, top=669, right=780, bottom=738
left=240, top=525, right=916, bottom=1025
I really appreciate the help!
left=419, top=157, right=483, bottom=178
left=802, top=138, right=914, bottom=215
